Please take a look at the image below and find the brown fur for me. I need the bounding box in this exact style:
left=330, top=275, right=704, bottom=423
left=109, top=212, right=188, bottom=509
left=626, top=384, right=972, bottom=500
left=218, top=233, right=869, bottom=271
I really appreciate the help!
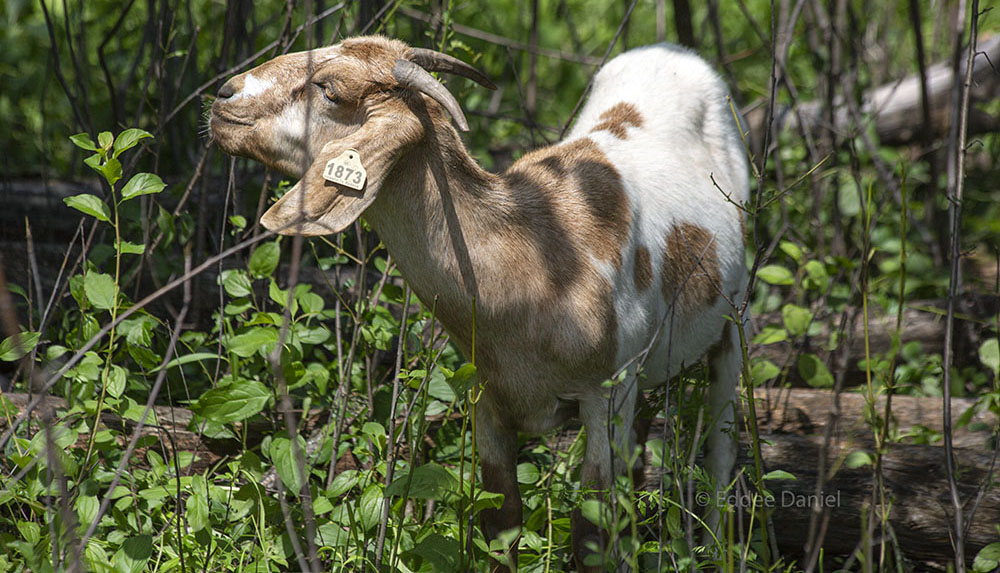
left=661, top=223, right=721, bottom=314
left=503, top=138, right=631, bottom=271
left=634, top=245, right=653, bottom=291
left=590, top=102, right=644, bottom=139
left=370, top=130, right=626, bottom=417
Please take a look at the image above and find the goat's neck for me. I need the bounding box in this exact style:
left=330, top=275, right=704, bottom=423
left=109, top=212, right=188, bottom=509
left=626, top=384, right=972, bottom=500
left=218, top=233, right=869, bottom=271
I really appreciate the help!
left=364, top=124, right=505, bottom=347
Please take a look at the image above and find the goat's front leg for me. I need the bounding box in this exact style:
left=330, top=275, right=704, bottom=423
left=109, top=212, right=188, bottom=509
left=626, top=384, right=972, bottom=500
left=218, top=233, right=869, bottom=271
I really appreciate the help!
left=573, top=379, right=639, bottom=573
left=477, top=409, right=522, bottom=572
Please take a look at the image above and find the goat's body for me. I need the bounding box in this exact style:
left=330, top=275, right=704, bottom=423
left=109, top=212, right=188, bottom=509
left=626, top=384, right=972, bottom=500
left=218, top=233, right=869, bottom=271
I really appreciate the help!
left=368, top=44, right=748, bottom=570
left=211, top=37, right=747, bottom=571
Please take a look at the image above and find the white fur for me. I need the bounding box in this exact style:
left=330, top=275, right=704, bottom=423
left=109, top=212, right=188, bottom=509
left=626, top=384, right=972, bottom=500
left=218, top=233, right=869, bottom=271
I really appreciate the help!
left=275, top=102, right=311, bottom=146
left=237, top=73, right=274, bottom=100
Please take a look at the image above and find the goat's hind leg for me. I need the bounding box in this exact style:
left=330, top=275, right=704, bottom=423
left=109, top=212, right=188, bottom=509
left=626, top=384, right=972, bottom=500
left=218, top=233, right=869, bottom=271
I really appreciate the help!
left=703, top=321, right=741, bottom=542
left=574, top=374, right=640, bottom=573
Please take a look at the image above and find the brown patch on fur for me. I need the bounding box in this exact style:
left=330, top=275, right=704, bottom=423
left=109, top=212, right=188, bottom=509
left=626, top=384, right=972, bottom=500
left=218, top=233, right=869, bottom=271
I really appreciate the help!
left=661, top=223, right=721, bottom=314
left=634, top=246, right=652, bottom=291
left=502, top=138, right=630, bottom=273
left=590, top=102, right=644, bottom=139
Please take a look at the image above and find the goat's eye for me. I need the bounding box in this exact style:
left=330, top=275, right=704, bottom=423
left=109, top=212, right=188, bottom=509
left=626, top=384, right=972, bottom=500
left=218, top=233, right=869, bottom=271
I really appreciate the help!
left=320, top=84, right=339, bottom=104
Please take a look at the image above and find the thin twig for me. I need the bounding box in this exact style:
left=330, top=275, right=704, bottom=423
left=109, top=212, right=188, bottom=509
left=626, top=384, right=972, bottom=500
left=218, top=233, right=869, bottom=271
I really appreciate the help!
left=942, top=1, right=979, bottom=570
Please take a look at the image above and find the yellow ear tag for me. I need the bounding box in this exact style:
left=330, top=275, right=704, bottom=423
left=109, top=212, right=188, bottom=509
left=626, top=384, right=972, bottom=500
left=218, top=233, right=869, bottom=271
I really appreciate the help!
left=322, top=149, right=367, bottom=191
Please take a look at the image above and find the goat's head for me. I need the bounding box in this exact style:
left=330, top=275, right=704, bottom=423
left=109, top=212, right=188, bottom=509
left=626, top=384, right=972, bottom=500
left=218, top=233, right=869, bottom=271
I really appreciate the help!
left=210, top=36, right=494, bottom=235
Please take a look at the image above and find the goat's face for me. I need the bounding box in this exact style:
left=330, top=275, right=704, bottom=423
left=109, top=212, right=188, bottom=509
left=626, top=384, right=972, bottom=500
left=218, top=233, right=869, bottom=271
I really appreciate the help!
left=210, top=36, right=494, bottom=236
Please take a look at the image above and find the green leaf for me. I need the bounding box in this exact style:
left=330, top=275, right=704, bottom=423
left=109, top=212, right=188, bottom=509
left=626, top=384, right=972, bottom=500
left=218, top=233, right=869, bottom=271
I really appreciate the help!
left=315, top=523, right=352, bottom=548
left=517, top=462, right=540, bottom=484
left=797, top=353, right=834, bottom=388
left=845, top=450, right=873, bottom=469
left=268, top=279, right=289, bottom=308
left=64, top=194, right=111, bottom=222
left=0, top=332, right=40, bottom=361
left=779, top=241, right=802, bottom=263
left=112, top=128, right=152, bottom=158
left=121, top=172, right=166, bottom=201
left=104, top=365, right=127, bottom=398
left=97, top=131, right=113, bottom=150
left=224, top=327, right=278, bottom=358
left=270, top=436, right=307, bottom=494
left=83, top=272, right=118, bottom=310
left=781, top=304, right=813, bottom=337
left=229, top=214, right=247, bottom=230
left=69, top=133, right=98, bottom=151
left=407, top=533, right=460, bottom=572
left=803, top=260, right=829, bottom=289
left=100, top=156, right=122, bottom=186
left=112, top=534, right=152, bottom=573
left=75, top=495, right=99, bottom=527
left=154, top=352, right=221, bottom=372
left=117, top=240, right=145, bottom=256
left=750, top=359, right=780, bottom=386
left=752, top=325, right=788, bottom=345
left=757, top=265, right=794, bottom=286
left=979, top=338, right=999, bottom=377
left=219, top=269, right=252, bottom=298
left=386, top=462, right=458, bottom=500
left=192, top=378, right=270, bottom=424
left=473, top=490, right=506, bottom=513
left=358, top=482, right=384, bottom=531
left=973, top=542, right=1000, bottom=572
left=762, top=469, right=796, bottom=481
left=448, top=363, right=478, bottom=395
left=297, top=291, right=325, bottom=314
left=187, top=475, right=209, bottom=531
left=249, top=241, right=281, bottom=278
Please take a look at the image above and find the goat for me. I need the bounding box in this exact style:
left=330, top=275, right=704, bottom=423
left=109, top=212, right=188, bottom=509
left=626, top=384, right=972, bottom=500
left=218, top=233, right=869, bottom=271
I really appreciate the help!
left=210, top=35, right=748, bottom=571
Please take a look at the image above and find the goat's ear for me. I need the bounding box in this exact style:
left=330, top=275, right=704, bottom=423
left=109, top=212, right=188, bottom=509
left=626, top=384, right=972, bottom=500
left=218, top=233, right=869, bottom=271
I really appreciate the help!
left=261, top=110, right=421, bottom=236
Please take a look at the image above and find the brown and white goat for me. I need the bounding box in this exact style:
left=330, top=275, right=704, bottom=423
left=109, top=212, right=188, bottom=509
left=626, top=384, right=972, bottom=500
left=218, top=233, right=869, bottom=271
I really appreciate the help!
left=210, top=35, right=748, bottom=571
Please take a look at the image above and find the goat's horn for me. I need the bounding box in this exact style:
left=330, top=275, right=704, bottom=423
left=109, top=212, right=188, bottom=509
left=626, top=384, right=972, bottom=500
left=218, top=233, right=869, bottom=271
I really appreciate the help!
left=409, top=48, right=497, bottom=90
left=393, top=59, right=470, bottom=132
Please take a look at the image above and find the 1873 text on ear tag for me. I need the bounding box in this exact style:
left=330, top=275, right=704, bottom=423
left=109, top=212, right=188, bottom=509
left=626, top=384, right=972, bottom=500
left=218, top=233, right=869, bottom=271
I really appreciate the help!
left=322, top=149, right=367, bottom=190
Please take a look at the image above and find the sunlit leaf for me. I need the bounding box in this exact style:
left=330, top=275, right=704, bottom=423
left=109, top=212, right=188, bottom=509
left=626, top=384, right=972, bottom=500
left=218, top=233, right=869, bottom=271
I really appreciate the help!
left=121, top=172, right=166, bottom=201
left=83, top=272, right=118, bottom=310
left=112, top=128, right=152, bottom=158
left=0, top=332, right=40, bottom=362
left=64, top=194, right=111, bottom=222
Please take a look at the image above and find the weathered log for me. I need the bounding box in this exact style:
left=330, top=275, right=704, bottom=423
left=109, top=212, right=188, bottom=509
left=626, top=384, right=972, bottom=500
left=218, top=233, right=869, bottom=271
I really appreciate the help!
left=734, top=434, right=999, bottom=567
left=755, top=387, right=996, bottom=450
left=744, top=36, right=1000, bottom=151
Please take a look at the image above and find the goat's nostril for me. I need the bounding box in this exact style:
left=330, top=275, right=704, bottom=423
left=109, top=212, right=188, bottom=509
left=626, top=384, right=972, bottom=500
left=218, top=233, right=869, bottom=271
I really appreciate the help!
left=217, top=83, right=236, bottom=99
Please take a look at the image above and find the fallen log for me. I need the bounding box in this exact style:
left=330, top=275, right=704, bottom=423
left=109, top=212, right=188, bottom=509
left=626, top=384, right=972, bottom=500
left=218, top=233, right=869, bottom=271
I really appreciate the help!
left=743, top=36, right=1000, bottom=152
left=733, top=434, right=1000, bottom=567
